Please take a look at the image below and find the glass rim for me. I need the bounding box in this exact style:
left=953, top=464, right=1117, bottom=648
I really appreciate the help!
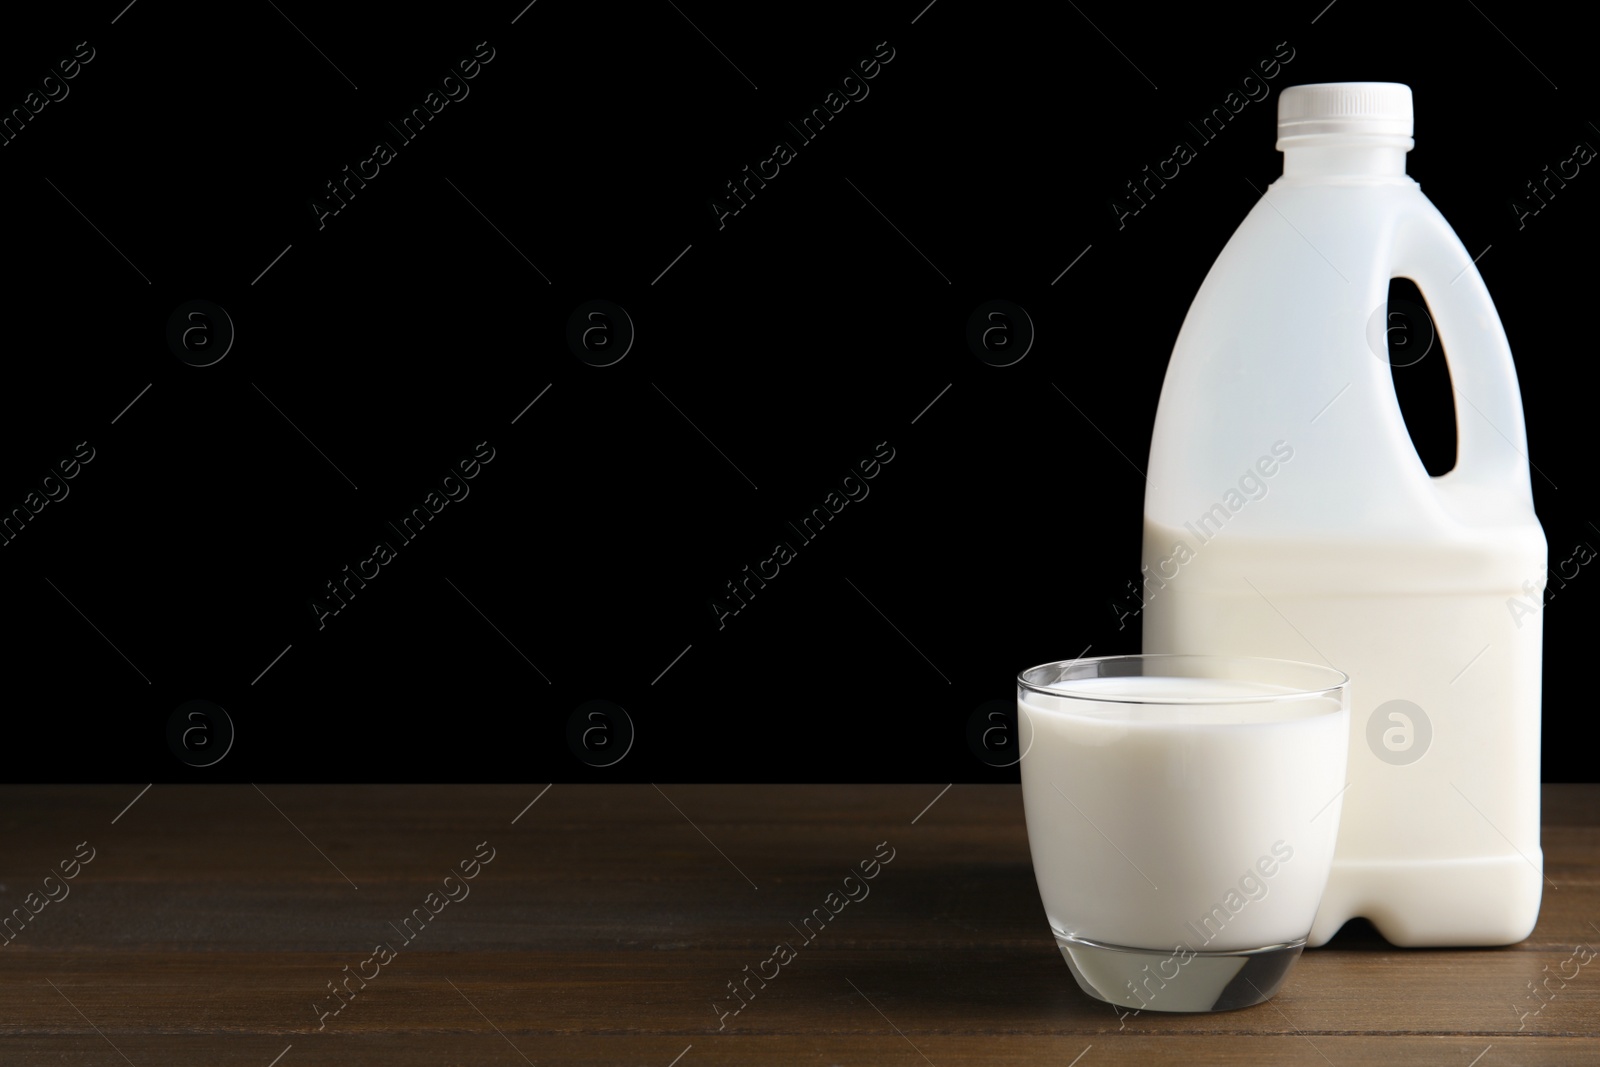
left=1016, top=653, right=1348, bottom=706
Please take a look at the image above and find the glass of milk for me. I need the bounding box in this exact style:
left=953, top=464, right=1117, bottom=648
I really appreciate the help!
left=1017, top=654, right=1349, bottom=1012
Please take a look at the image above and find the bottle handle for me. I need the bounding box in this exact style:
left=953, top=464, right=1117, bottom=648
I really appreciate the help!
left=1390, top=205, right=1535, bottom=503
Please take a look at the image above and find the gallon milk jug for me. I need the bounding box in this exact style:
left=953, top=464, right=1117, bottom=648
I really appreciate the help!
left=1141, top=83, right=1546, bottom=946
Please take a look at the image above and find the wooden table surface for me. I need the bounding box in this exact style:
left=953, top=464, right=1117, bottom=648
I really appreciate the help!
left=2, top=783, right=1596, bottom=1065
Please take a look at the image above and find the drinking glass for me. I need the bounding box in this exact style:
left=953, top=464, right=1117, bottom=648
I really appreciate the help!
left=1016, top=654, right=1349, bottom=1012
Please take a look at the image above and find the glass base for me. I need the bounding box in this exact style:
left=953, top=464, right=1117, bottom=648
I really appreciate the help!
left=1055, top=932, right=1305, bottom=1013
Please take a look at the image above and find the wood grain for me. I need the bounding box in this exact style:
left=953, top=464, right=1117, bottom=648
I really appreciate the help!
left=1, top=784, right=1595, bottom=1065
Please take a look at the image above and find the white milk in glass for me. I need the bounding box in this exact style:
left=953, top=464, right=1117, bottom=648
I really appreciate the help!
left=1018, top=676, right=1347, bottom=952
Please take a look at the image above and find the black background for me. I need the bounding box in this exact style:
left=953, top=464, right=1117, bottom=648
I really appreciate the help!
left=2, top=1, right=1591, bottom=782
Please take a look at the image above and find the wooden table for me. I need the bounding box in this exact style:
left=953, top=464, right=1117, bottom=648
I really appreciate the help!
left=3, top=784, right=1596, bottom=1065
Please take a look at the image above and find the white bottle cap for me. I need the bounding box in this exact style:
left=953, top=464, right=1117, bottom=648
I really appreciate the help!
left=1277, top=82, right=1413, bottom=147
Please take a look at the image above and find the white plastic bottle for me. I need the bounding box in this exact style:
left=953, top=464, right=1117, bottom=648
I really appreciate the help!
left=1140, top=83, right=1546, bottom=947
